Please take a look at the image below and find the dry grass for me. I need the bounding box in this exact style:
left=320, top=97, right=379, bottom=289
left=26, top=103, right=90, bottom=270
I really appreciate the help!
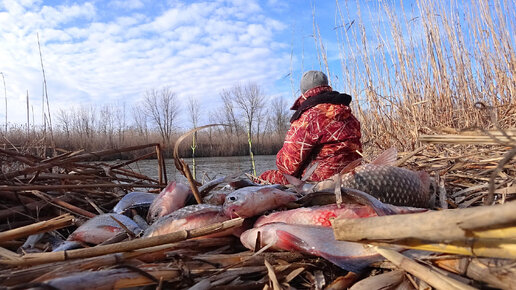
left=334, top=0, right=515, bottom=151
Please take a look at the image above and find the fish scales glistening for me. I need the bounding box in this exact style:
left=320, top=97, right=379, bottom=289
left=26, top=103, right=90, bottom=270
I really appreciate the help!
left=288, top=147, right=432, bottom=208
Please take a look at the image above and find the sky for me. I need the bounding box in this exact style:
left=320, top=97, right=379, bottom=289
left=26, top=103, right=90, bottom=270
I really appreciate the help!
left=1, top=0, right=512, bottom=129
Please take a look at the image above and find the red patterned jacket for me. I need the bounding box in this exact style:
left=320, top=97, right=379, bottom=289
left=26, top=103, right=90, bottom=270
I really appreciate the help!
left=259, top=86, right=362, bottom=185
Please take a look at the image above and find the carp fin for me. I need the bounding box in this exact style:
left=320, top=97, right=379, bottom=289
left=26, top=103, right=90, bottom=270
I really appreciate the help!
left=317, top=251, right=380, bottom=273
left=371, top=147, right=397, bottom=166
left=283, top=174, right=305, bottom=192
left=276, top=230, right=311, bottom=253
left=160, top=181, right=177, bottom=194
left=418, top=171, right=432, bottom=207
left=302, top=162, right=319, bottom=181
left=339, top=158, right=362, bottom=174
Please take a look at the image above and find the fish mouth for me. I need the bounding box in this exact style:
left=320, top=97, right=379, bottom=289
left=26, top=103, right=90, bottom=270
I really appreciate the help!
left=223, top=205, right=240, bottom=219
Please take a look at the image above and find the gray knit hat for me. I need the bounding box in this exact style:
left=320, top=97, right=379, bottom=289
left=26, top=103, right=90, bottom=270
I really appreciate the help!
left=300, top=70, right=328, bottom=94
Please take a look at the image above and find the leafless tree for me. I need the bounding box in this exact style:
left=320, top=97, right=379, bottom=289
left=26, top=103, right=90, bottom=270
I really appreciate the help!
left=142, top=87, right=180, bottom=148
left=270, top=97, right=290, bottom=137
left=232, top=82, right=266, bottom=140
left=98, top=104, right=114, bottom=146
left=70, top=105, right=96, bottom=149
left=132, top=106, right=148, bottom=139
left=56, top=108, right=72, bottom=141
left=219, top=89, right=242, bottom=135
left=232, top=82, right=266, bottom=175
left=114, top=102, right=127, bottom=146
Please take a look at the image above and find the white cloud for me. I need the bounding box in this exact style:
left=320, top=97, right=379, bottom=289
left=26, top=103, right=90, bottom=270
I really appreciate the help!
left=109, top=0, right=144, bottom=10
left=0, top=0, right=290, bottom=127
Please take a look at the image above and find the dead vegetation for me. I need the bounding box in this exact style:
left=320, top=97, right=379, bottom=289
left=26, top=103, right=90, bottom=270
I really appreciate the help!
left=0, top=125, right=514, bottom=289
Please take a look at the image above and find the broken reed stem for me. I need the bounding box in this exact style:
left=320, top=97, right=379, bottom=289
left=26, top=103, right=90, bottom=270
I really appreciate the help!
left=173, top=124, right=228, bottom=204
left=333, top=200, right=516, bottom=242
left=0, top=183, right=161, bottom=191
left=485, top=146, right=516, bottom=205
left=0, top=214, right=74, bottom=243
left=49, top=196, right=97, bottom=218
left=375, top=247, right=476, bottom=290
left=180, top=159, right=202, bottom=204
left=0, top=217, right=244, bottom=267
left=433, top=257, right=516, bottom=289
left=395, top=145, right=426, bottom=166
left=1, top=238, right=233, bottom=287
left=419, top=132, right=516, bottom=145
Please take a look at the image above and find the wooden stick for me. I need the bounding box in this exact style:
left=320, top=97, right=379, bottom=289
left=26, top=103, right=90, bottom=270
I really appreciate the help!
left=374, top=247, right=476, bottom=290
left=0, top=214, right=74, bottom=243
left=0, top=217, right=244, bottom=267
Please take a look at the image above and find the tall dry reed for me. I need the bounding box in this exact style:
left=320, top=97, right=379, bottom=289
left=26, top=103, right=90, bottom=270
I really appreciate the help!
left=334, top=0, right=515, bottom=151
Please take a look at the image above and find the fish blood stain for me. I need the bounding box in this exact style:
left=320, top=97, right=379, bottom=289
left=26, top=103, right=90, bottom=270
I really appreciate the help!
left=316, top=211, right=338, bottom=226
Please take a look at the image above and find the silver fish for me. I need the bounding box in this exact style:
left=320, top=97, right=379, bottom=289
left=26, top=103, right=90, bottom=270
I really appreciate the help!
left=223, top=185, right=299, bottom=218
left=68, top=213, right=142, bottom=245
left=112, top=191, right=157, bottom=214
left=147, top=182, right=191, bottom=223
left=144, top=204, right=230, bottom=238
left=198, top=172, right=242, bottom=196
left=240, top=222, right=381, bottom=272
left=52, top=240, right=83, bottom=252
left=254, top=203, right=426, bottom=228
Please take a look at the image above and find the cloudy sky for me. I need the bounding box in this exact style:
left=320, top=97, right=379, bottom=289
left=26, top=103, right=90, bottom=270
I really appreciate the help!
left=0, top=0, right=428, bottom=128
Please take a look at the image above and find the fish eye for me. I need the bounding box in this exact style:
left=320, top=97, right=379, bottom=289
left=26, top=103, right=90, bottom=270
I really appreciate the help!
left=229, top=196, right=237, bottom=201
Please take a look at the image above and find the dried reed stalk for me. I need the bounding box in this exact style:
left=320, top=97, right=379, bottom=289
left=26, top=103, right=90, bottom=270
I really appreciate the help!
left=0, top=217, right=243, bottom=267
left=374, top=247, right=476, bottom=290
left=333, top=200, right=516, bottom=242
left=0, top=214, right=74, bottom=243
left=433, top=257, right=516, bottom=289
left=173, top=124, right=228, bottom=203
left=419, top=136, right=514, bottom=145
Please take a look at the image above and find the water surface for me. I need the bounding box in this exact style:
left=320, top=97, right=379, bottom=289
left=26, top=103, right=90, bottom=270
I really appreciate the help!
left=125, top=155, right=277, bottom=183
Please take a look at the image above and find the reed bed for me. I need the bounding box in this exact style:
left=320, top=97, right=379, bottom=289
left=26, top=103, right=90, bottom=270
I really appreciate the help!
left=334, top=0, right=515, bottom=151
left=0, top=133, right=514, bottom=289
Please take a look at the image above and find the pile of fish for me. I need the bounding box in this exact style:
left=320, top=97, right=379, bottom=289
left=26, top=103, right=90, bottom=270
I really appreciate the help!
left=47, top=148, right=432, bottom=275
left=4, top=142, right=515, bottom=289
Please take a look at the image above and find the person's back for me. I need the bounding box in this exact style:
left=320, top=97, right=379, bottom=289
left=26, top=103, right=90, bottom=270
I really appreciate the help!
left=259, top=71, right=362, bottom=184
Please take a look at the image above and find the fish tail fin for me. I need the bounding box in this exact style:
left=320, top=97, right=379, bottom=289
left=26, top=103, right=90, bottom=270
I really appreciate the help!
left=317, top=251, right=381, bottom=273
left=283, top=174, right=305, bottom=193
left=371, top=147, right=398, bottom=166
left=276, top=229, right=311, bottom=253
left=224, top=171, right=246, bottom=183
left=418, top=171, right=432, bottom=206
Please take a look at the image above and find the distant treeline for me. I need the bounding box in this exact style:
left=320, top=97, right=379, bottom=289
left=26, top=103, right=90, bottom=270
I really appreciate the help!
left=1, top=0, right=514, bottom=160
left=1, top=82, right=290, bottom=159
